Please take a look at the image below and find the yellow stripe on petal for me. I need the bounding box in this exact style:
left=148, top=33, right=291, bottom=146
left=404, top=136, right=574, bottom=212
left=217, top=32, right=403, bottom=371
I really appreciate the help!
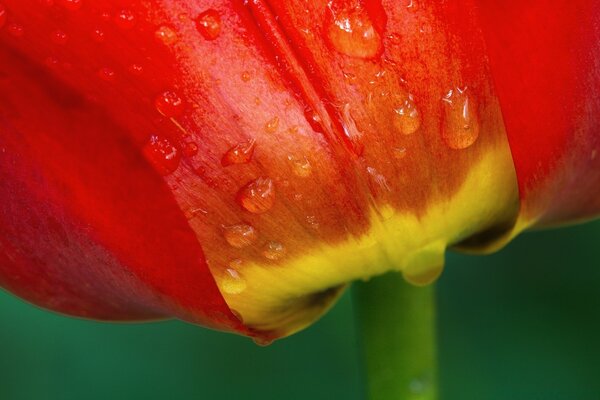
left=216, top=135, right=521, bottom=339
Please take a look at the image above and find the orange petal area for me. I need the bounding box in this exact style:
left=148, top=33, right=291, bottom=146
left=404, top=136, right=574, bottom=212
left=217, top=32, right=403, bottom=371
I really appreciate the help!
left=0, top=0, right=520, bottom=339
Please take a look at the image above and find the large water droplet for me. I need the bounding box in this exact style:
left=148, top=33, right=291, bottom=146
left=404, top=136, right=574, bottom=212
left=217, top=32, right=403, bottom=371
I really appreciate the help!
left=393, top=94, right=421, bottom=135
left=237, top=177, right=275, bottom=214
left=221, top=268, right=247, bottom=295
left=326, top=1, right=383, bottom=59
left=155, top=25, right=178, bottom=46
left=262, top=241, right=286, bottom=260
left=402, top=242, right=445, bottom=286
left=223, top=224, right=258, bottom=249
left=221, top=139, right=256, bottom=166
left=196, top=9, right=221, bottom=41
left=441, top=87, right=479, bottom=150
left=155, top=90, right=184, bottom=118
left=142, top=135, right=181, bottom=176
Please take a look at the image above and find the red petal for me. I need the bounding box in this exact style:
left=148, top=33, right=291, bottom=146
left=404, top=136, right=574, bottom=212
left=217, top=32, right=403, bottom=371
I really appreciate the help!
left=477, top=0, right=600, bottom=226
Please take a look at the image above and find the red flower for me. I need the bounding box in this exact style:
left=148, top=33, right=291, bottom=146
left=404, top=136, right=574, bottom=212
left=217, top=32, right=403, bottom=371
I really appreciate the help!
left=0, top=0, right=598, bottom=342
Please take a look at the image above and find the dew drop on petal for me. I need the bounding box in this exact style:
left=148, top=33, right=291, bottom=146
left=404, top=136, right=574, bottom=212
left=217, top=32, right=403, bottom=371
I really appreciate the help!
left=304, top=107, right=324, bottom=133
left=237, top=177, right=275, bottom=214
left=114, top=9, right=136, bottom=30
left=393, top=147, right=407, bottom=160
left=326, top=1, right=383, bottom=59
left=393, top=94, right=421, bottom=135
left=44, top=56, right=60, bottom=70
left=155, top=90, right=184, bottom=118
left=97, top=67, right=115, bottom=82
left=155, top=25, right=178, bottom=46
left=265, top=116, right=280, bottom=134
left=221, top=268, right=247, bottom=295
left=288, top=155, right=312, bottom=177
left=91, top=28, right=105, bottom=43
left=128, top=63, right=144, bottom=75
left=253, top=337, right=274, bottom=347
left=262, top=241, right=286, bottom=261
left=51, top=29, right=68, bottom=45
left=241, top=71, right=251, bottom=82
left=142, top=135, right=181, bottom=176
left=223, top=224, right=258, bottom=249
left=7, top=23, right=24, bottom=37
left=196, top=9, right=221, bottom=41
left=183, top=142, right=198, bottom=157
left=402, top=263, right=444, bottom=286
left=221, top=139, right=256, bottom=166
left=441, top=87, right=480, bottom=150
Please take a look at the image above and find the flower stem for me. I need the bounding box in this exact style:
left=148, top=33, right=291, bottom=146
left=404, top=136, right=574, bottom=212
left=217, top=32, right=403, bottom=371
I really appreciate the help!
left=353, top=273, right=438, bottom=400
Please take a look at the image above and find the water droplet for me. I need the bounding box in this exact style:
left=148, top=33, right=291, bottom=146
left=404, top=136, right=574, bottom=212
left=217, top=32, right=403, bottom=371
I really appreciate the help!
left=114, top=9, right=136, bottom=30
left=402, top=263, right=443, bottom=286
left=44, top=56, right=60, bottom=70
left=99, top=11, right=110, bottom=22
left=155, top=25, right=178, bottom=46
left=402, top=242, right=445, bottom=286
left=98, top=67, right=115, bottom=82
left=288, top=155, right=312, bottom=177
left=222, top=224, right=258, bottom=249
left=91, top=28, right=105, bottom=43
left=237, top=177, right=275, bottom=214
left=155, top=90, right=184, bottom=118
left=265, top=116, right=280, bottom=133
left=0, top=4, right=7, bottom=29
left=142, top=135, right=181, bottom=176
left=441, top=87, right=479, bottom=150
left=221, top=139, right=256, bottom=166
left=183, top=142, right=198, bottom=157
left=326, top=1, right=383, bottom=59
left=7, top=23, right=24, bottom=37
left=125, top=64, right=142, bottom=76
left=51, top=30, right=68, bottom=45
left=262, top=241, right=286, bottom=260
left=58, top=0, right=82, bottom=11
left=306, top=215, right=320, bottom=230
left=241, top=71, right=251, bottom=82
left=221, top=268, right=247, bottom=295
left=393, top=94, right=421, bottom=135
left=196, top=9, right=221, bottom=41
left=393, top=147, right=407, bottom=160
left=304, top=107, right=324, bottom=133
left=253, top=337, right=274, bottom=347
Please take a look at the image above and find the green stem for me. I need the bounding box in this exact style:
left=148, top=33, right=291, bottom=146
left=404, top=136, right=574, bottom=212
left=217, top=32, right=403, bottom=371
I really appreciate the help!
left=353, top=273, right=438, bottom=400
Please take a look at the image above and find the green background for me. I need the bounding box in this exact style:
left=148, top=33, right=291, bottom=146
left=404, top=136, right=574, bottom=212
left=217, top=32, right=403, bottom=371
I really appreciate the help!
left=1, top=220, right=599, bottom=400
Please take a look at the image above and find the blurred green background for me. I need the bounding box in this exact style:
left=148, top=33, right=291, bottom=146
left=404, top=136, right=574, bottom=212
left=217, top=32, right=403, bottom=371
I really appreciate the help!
left=1, top=220, right=599, bottom=400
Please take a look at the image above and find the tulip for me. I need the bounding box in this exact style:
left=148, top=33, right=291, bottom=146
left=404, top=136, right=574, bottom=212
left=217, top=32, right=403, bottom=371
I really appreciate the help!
left=0, top=0, right=598, bottom=397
